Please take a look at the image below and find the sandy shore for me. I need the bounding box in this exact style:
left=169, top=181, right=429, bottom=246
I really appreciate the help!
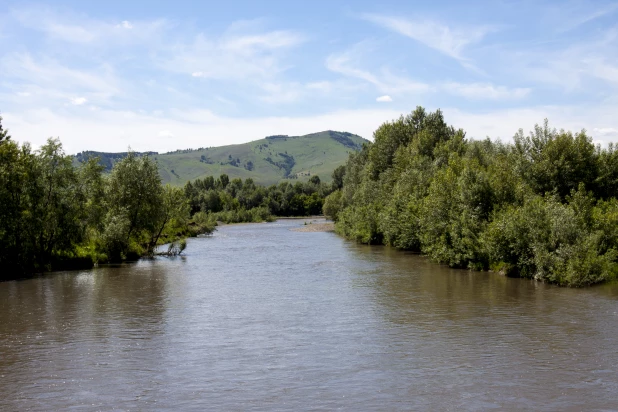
left=291, top=222, right=335, bottom=232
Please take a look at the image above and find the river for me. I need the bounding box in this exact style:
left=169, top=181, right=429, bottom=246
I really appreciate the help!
left=1, top=219, right=617, bottom=411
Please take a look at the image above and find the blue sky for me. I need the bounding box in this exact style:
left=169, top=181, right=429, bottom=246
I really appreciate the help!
left=1, top=0, right=618, bottom=153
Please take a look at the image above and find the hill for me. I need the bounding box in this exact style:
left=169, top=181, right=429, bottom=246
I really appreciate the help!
left=74, top=130, right=368, bottom=186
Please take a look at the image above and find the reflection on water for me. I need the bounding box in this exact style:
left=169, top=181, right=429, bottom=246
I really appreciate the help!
left=1, top=219, right=617, bottom=411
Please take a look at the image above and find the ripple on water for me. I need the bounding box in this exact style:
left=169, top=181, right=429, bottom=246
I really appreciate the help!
left=1, top=219, right=617, bottom=411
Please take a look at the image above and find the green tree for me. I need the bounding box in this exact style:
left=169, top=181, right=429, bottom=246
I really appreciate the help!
left=148, top=185, right=190, bottom=254
left=104, top=152, right=163, bottom=259
left=331, top=165, right=346, bottom=190
left=0, top=140, right=30, bottom=274
left=0, top=114, right=10, bottom=143
left=323, top=190, right=342, bottom=221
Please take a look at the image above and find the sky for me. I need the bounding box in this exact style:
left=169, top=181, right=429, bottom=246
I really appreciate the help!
left=1, top=0, right=618, bottom=153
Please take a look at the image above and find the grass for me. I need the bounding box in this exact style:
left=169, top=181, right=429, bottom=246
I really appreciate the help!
left=75, top=131, right=368, bottom=186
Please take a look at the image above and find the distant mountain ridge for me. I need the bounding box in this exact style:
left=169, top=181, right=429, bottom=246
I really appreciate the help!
left=74, top=130, right=369, bottom=186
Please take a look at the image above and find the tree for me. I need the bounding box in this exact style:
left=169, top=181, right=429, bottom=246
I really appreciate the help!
left=0, top=114, right=10, bottom=143
left=0, top=140, right=29, bottom=275
left=0, top=138, right=86, bottom=272
left=104, top=152, right=163, bottom=259
left=219, top=173, right=230, bottom=189
left=148, top=185, right=190, bottom=254
left=331, top=165, right=346, bottom=190
left=323, top=190, right=342, bottom=220
left=30, top=139, right=86, bottom=268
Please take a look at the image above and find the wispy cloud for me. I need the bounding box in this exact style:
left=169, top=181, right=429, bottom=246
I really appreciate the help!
left=2, top=2, right=618, bottom=154
left=71, top=97, right=87, bottom=105
left=326, top=44, right=430, bottom=94
left=6, top=102, right=618, bottom=155
left=443, top=82, right=530, bottom=100
left=258, top=82, right=305, bottom=103
left=10, top=7, right=168, bottom=46
left=158, top=28, right=305, bottom=81
left=556, top=2, right=618, bottom=32
left=361, top=13, right=494, bottom=68
left=500, top=27, right=618, bottom=92
left=0, top=53, right=121, bottom=105
left=327, top=44, right=528, bottom=101
left=117, top=20, right=133, bottom=30
left=257, top=79, right=356, bottom=104
left=221, top=30, right=305, bottom=51
left=158, top=130, right=174, bottom=138
left=448, top=103, right=618, bottom=143
left=2, top=106, right=404, bottom=153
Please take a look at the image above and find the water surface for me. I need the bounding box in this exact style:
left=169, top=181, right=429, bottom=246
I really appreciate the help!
left=1, top=219, right=617, bottom=411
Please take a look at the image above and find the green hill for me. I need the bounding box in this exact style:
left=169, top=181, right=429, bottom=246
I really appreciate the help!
left=75, top=130, right=368, bottom=186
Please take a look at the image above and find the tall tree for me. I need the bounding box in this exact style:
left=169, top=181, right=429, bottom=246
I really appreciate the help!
left=0, top=114, right=10, bottom=143
left=104, top=152, right=163, bottom=259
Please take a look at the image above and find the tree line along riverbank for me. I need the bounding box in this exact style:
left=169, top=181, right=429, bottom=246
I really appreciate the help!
left=323, top=106, right=618, bottom=287
left=0, top=114, right=341, bottom=280
left=4, top=106, right=618, bottom=287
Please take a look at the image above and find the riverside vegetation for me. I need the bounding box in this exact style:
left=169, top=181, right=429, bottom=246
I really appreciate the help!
left=0, top=115, right=213, bottom=279
left=182, top=172, right=339, bottom=224
left=323, top=107, right=618, bottom=287
left=4, top=107, right=618, bottom=286
left=0, top=114, right=339, bottom=279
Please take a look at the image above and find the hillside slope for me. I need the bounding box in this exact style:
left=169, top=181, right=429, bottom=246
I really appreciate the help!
left=75, top=130, right=368, bottom=186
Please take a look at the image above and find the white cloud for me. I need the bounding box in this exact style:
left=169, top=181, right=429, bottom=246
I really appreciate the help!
left=326, top=44, right=430, bottom=95
left=221, top=30, right=305, bottom=51
left=0, top=53, right=121, bottom=104
left=588, top=60, right=618, bottom=85
left=306, top=81, right=332, bottom=92
left=447, top=104, right=618, bottom=143
left=593, top=127, right=618, bottom=136
left=158, top=27, right=305, bottom=81
left=5, top=103, right=618, bottom=155
left=258, top=80, right=350, bottom=104
left=376, top=95, right=392, bottom=102
left=10, top=8, right=168, bottom=45
left=498, top=28, right=618, bottom=92
left=4, top=3, right=618, bottom=156
left=556, top=2, right=618, bottom=32
left=71, top=97, right=87, bottom=105
left=444, top=82, right=530, bottom=100
left=158, top=130, right=174, bottom=138
left=258, top=82, right=304, bottom=103
left=117, top=21, right=133, bottom=29
left=1, top=107, right=400, bottom=153
left=327, top=46, right=526, bottom=101
left=361, top=13, right=493, bottom=65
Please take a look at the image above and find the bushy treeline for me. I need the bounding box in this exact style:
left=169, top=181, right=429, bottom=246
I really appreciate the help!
left=325, top=107, right=618, bottom=286
left=183, top=173, right=338, bottom=223
left=0, top=118, right=209, bottom=279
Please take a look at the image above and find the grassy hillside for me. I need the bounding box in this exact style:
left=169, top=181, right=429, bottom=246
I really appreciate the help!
left=75, top=130, right=368, bottom=186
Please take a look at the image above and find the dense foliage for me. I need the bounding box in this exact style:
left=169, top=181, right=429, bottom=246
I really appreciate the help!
left=183, top=174, right=334, bottom=223
left=326, top=107, right=618, bottom=286
left=0, top=120, right=209, bottom=279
